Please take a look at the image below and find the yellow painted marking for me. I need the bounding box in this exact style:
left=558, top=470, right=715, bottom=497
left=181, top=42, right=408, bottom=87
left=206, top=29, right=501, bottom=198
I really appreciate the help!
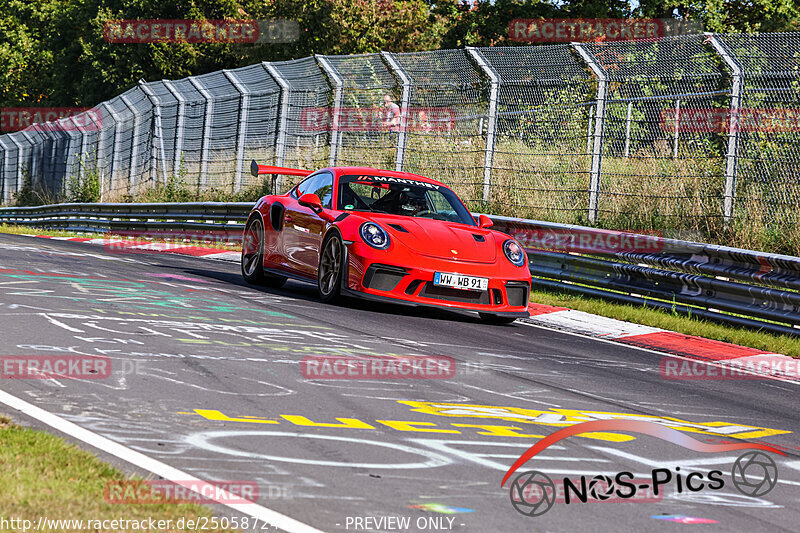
left=398, top=401, right=790, bottom=441
left=194, top=409, right=279, bottom=424
left=377, top=420, right=461, bottom=434
left=280, top=415, right=375, bottom=429
left=450, top=424, right=545, bottom=438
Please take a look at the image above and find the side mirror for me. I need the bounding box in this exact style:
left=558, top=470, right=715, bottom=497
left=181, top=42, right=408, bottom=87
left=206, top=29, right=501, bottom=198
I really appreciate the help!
left=298, top=193, right=335, bottom=222
left=478, top=215, right=494, bottom=228
left=298, top=193, right=323, bottom=212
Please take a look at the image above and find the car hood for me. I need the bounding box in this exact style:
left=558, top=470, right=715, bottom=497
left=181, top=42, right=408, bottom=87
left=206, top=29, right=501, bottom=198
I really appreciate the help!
left=370, top=215, right=498, bottom=263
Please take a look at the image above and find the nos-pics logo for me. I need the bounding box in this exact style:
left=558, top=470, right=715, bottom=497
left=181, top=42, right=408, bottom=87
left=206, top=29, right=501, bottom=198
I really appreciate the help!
left=501, top=420, right=783, bottom=517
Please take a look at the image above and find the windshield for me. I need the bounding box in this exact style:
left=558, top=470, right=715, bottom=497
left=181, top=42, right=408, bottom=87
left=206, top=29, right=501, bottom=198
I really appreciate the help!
left=337, top=174, right=476, bottom=225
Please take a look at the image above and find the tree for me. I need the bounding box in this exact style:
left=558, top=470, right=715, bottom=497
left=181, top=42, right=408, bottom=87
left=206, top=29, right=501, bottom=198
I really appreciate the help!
left=635, top=0, right=800, bottom=33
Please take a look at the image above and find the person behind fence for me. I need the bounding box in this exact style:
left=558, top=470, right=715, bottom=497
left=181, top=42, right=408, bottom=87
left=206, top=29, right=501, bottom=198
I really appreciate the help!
left=382, top=94, right=401, bottom=133
left=417, top=110, right=432, bottom=133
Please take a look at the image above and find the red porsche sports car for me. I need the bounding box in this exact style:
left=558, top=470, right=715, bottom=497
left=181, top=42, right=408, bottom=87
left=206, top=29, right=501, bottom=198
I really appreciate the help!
left=241, top=161, right=530, bottom=324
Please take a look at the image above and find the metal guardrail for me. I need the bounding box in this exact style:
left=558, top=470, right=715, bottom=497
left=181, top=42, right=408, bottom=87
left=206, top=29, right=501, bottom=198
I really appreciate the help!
left=0, top=202, right=252, bottom=235
left=489, top=216, right=800, bottom=337
left=1, top=203, right=798, bottom=337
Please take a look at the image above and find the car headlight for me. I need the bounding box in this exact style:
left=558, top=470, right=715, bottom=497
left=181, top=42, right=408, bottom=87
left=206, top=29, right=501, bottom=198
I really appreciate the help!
left=503, top=239, right=526, bottom=267
left=360, top=222, right=390, bottom=250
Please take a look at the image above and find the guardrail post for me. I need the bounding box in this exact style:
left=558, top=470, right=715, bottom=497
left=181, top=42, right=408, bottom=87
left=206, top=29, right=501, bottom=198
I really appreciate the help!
left=467, top=47, right=500, bottom=205
left=138, top=81, right=169, bottom=187
left=263, top=62, right=290, bottom=193
left=188, top=77, right=213, bottom=194
left=101, top=102, right=123, bottom=199
left=316, top=55, right=344, bottom=167
left=573, top=43, right=608, bottom=224
left=381, top=52, right=412, bottom=172
left=121, top=94, right=142, bottom=197
left=223, top=70, right=250, bottom=192
left=706, top=33, right=744, bottom=223
left=163, top=81, right=185, bottom=180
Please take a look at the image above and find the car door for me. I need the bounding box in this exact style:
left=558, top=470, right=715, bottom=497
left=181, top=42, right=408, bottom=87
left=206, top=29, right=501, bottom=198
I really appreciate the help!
left=282, top=172, right=333, bottom=277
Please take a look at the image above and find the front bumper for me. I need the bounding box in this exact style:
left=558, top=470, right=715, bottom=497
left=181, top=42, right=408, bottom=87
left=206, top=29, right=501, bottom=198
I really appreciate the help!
left=345, top=245, right=530, bottom=316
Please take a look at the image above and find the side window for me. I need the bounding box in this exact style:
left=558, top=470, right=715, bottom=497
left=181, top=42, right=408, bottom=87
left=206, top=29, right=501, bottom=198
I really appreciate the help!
left=292, top=175, right=319, bottom=199
left=309, top=173, right=334, bottom=208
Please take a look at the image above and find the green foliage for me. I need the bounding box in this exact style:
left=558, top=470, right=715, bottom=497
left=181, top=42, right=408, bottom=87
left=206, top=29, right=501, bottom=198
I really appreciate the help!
left=139, top=160, right=195, bottom=202
left=66, top=170, right=101, bottom=203
left=636, top=0, right=800, bottom=33
left=12, top=166, right=59, bottom=206
left=3, top=1, right=798, bottom=109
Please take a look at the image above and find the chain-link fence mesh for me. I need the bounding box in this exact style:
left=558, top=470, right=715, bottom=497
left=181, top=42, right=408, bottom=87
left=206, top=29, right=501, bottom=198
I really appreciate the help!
left=716, top=32, right=800, bottom=244
left=477, top=44, right=595, bottom=221
left=1, top=32, right=799, bottom=248
left=582, top=34, right=729, bottom=233
left=323, top=53, right=399, bottom=170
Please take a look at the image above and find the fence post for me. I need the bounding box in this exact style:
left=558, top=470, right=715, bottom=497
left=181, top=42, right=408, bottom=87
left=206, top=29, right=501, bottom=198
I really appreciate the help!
left=70, top=116, right=88, bottom=181
left=7, top=135, right=26, bottom=199
left=121, top=94, right=142, bottom=197
left=706, top=33, right=744, bottom=223
left=381, top=52, right=412, bottom=172
left=316, top=55, right=344, bottom=167
left=188, top=77, right=213, bottom=193
left=624, top=102, right=632, bottom=157
left=163, top=81, right=185, bottom=179
left=138, top=81, right=169, bottom=187
left=263, top=62, right=290, bottom=193
left=19, top=131, right=38, bottom=190
left=673, top=99, right=681, bottom=159
left=101, top=102, right=124, bottom=198
left=0, top=138, right=11, bottom=204
left=466, top=47, right=500, bottom=205
left=223, top=70, right=250, bottom=192
left=573, top=43, right=608, bottom=224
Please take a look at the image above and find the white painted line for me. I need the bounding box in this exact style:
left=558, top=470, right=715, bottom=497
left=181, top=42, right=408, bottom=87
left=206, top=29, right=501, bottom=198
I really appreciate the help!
left=0, top=388, right=325, bottom=533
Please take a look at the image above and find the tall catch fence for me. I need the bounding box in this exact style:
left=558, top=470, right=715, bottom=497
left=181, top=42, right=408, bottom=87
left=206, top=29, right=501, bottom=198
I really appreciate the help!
left=1, top=32, right=799, bottom=244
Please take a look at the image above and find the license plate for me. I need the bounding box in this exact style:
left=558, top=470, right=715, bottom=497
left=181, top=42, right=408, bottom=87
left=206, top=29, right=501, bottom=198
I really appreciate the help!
left=433, top=272, right=489, bottom=292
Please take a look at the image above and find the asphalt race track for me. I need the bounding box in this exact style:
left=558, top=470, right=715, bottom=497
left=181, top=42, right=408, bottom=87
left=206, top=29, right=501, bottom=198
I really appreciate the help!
left=0, top=232, right=798, bottom=533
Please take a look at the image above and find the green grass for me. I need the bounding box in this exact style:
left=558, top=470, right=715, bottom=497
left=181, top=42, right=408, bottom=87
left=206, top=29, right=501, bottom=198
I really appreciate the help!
left=0, top=417, right=238, bottom=532
left=531, top=289, right=800, bottom=358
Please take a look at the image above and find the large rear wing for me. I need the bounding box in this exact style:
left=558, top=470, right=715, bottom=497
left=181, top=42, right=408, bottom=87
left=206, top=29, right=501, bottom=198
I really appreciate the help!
left=250, top=160, right=312, bottom=178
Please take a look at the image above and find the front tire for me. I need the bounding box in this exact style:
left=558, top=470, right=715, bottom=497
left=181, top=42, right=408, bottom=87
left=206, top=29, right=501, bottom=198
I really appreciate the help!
left=242, top=216, right=287, bottom=288
left=318, top=232, right=345, bottom=303
left=479, top=313, right=517, bottom=325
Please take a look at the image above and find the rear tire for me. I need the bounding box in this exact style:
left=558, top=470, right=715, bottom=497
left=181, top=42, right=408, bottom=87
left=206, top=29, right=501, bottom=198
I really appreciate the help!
left=479, top=313, right=517, bottom=325
left=242, top=216, right=287, bottom=288
left=318, top=232, right=345, bottom=303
